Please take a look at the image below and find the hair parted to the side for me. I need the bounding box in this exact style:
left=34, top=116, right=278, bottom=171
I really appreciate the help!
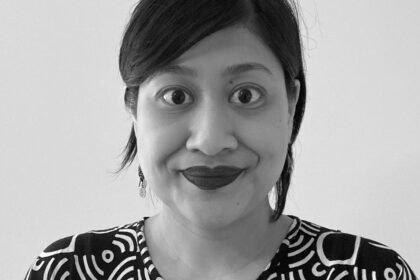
left=115, top=0, right=306, bottom=222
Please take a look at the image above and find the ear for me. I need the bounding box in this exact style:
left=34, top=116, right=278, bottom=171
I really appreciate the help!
left=287, top=79, right=301, bottom=130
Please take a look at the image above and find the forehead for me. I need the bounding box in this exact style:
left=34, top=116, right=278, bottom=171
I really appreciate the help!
left=168, top=26, right=284, bottom=77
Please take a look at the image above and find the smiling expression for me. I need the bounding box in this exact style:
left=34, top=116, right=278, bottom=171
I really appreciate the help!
left=132, top=26, right=299, bottom=227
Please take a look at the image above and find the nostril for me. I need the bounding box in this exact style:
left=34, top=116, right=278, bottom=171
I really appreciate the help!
left=185, top=130, right=238, bottom=156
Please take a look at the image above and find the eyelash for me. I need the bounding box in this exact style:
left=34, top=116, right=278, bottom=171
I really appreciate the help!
left=158, top=84, right=265, bottom=107
left=158, top=86, right=194, bottom=106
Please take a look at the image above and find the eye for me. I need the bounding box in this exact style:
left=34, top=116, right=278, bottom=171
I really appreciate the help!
left=160, top=87, right=193, bottom=106
left=230, top=86, right=264, bottom=106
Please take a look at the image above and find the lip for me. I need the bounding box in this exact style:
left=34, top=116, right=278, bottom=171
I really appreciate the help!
left=181, top=166, right=244, bottom=190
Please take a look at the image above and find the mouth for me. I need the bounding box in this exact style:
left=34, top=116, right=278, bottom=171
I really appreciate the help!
left=181, top=166, right=244, bottom=191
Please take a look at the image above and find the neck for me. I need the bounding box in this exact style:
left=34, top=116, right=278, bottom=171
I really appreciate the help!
left=146, top=201, right=284, bottom=278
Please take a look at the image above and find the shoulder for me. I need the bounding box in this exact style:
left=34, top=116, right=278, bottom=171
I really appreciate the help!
left=25, top=219, right=144, bottom=280
left=276, top=216, right=418, bottom=279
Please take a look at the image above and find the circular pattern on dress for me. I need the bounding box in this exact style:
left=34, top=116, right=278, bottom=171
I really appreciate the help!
left=102, top=250, right=114, bottom=263
left=384, top=268, right=396, bottom=280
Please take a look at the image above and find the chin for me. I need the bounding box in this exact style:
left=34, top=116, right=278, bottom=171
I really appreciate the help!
left=181, top=200, right=250, bottom=229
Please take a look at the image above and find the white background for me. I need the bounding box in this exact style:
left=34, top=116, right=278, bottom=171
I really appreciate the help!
left=1, top=0, right=419, bottom=278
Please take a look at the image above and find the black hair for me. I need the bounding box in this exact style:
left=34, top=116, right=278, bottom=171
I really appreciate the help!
left=116, top=0, right=306, bottom=222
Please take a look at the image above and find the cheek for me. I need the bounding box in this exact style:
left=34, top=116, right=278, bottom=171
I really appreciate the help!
left=138, top=125, right=185, bottom=163
left=241, top=111, right=290, bottom=185
left=136, top=124, right=185, bottom=204
left=243, top=102, right=290, bottom=150
left=136, top=108, right=189, bottom=181
left=258, top=128, right=289, bottom=171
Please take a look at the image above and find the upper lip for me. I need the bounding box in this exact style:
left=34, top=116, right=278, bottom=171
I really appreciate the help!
left=182, top=165, right=244, bottom=177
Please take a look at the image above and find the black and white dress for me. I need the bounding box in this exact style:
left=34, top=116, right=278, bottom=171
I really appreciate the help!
left=25, top=215, right=418, bottom=280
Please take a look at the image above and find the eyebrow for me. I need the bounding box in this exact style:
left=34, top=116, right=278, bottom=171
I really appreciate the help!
left=223, top=63, right=273, bottom=77
left=151, top=62, right=273, bottom=79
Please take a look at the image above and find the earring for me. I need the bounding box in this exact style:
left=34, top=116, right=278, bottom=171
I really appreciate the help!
left=138, top=166, right=147, bottom=198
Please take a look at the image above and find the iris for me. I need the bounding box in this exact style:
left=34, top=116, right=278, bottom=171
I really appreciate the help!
left=238, top=88, right=252, bottom=103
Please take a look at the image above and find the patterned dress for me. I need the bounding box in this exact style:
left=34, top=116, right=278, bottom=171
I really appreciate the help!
left=25, top=215, right=418, bottom=280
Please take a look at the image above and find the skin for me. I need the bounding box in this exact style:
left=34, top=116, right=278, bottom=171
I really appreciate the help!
left=131, top=26, right=300, bottom=279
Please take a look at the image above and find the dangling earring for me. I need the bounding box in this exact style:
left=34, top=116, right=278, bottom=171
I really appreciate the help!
left=138, top=166, right=147, bottom=198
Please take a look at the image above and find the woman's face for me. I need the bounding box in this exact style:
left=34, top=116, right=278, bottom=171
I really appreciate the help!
left=134, top=26, right=299, bottom=228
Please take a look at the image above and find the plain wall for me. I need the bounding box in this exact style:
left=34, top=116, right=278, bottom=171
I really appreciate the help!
left=1, top=0, right=419, bottom=278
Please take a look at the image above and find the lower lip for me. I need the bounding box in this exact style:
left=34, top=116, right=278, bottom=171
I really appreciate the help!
left=182, top=172, right=243, bottom=190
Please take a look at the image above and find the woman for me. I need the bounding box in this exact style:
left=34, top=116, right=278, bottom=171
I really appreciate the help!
left=26, top=0, right=417, bottom=279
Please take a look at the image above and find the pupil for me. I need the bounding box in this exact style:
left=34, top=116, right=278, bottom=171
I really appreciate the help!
left=238, top=89, right=252, bottom=103
left=172, top=90, right=185, bottom=104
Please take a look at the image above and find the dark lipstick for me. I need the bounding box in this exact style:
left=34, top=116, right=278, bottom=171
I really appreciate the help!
left=182, top=166, right=244, bottom=190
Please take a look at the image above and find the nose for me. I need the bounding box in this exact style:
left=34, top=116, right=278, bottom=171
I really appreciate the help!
left=186, top=102, right=238, bottom=156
